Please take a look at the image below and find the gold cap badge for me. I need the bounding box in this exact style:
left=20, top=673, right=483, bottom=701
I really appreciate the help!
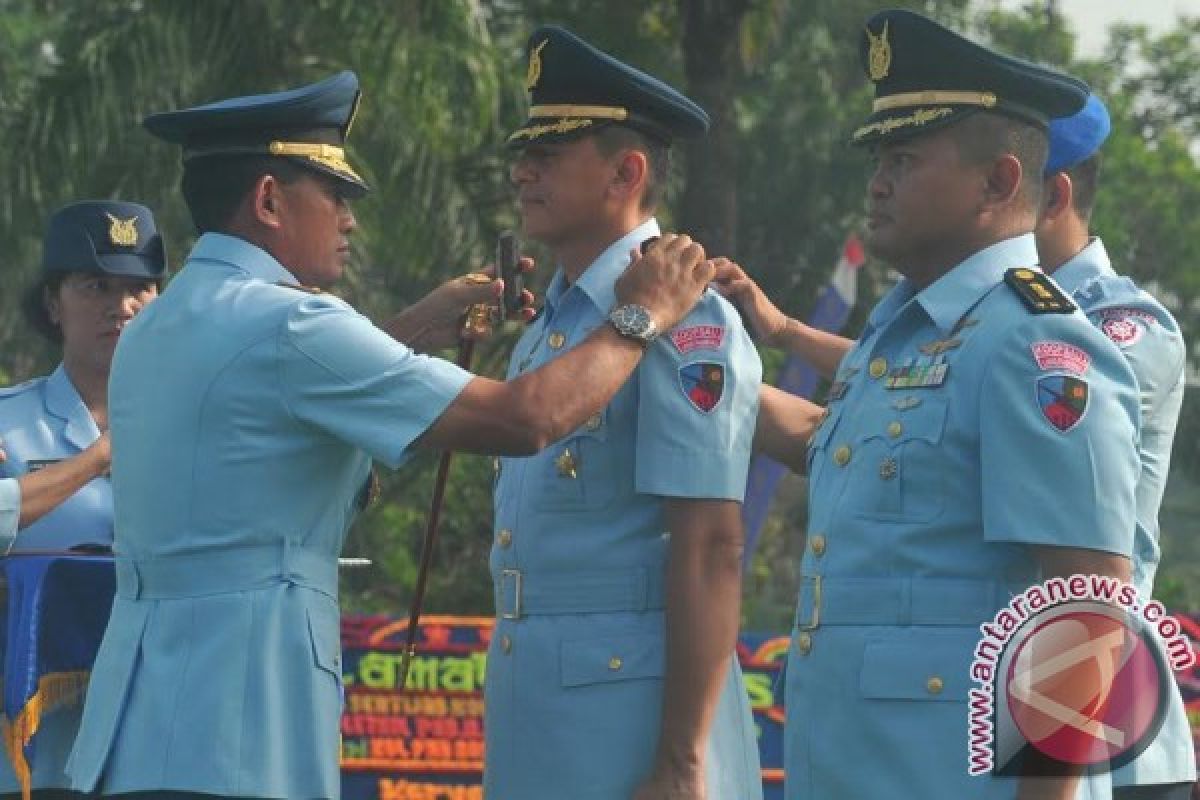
left=526, top=39, right=548, bottom=91
left=867, top=20, right=892, bottom=82
left=105, top=213, right=139, bottom=247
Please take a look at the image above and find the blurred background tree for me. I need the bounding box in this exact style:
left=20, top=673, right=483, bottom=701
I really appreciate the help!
left=0, top=0, right=1196, bottom=621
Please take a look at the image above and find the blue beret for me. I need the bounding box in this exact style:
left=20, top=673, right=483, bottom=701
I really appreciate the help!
left=43, top=201, right=167, bottom=280
left=853, top=9, right=1088, bottom=145
left=1045, top=94, right=1110, bottom=175
left=143, top=71, right=368, bottom=197
left=508, top=26, right=709, bottom=147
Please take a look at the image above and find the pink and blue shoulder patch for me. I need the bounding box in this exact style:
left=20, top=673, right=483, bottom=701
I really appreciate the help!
left=670, top=324, right=725, bottom=354
left=679, top=362, right=725, bottom=413
left=1030, top=341, right=1090, bottom=432
left=1098, top=307, right=1156, bottom=348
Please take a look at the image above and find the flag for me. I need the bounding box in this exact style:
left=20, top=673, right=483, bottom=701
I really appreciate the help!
left=742, top=235, right=865, bottom=566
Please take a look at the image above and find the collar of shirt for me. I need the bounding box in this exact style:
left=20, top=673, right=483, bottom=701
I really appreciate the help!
left=45, top=363, right=100, bottom=449
left=542, top=218, right=662, bottom=319
left=1046, top=237, right=1114, bottom=295
left=188, top=232, right=299, bottom=285
left=865, top=233, right=1040, bottom=337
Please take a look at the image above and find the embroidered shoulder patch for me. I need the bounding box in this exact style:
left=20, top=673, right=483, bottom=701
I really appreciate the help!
left=1004, top=268, right=1075, bottom=314
left=1098, top=307, right=1156, bottom=348
left=670, top=325, right=725, bottom=354
left=1038, top=375, right=1089, bottom=433
left=679, top=362, right=724, bottom=413
left=1031, top=341, right=1090, bottom=375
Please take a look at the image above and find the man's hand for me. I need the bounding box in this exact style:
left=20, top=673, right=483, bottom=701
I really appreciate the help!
left=617, top=234, right=713, bottom=332
left=709, top=257, right=788, bottom=346
left=631, top=765, right=706, bottom=800
left=383, top=258, right=536, bottom=352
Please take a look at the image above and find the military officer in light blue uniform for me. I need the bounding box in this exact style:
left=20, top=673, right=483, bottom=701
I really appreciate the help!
left=65, top=71, right=715, bottom=800
left=0, top=201, right=165, bottom=798
left=718, top=10, right=1141, bottom=799
left=489, top=28, right=763, bottom=800
left=1036, top=95, right=1196, bottom=800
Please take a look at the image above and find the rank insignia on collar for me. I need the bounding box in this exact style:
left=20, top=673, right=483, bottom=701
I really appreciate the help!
left=679, top=361, right=724, bottom=413
left=1004, top=268, right=1075, bottom=314
left=105, top=213, right=139, bottom=246
left=1038, top=374, right=1088, bottom=432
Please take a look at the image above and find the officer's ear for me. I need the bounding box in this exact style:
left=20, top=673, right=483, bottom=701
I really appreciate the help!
left=611, top=149, right=649, bottom=207
left=981, top=153, right=1023, bottom=211
left=251, top=175, right=284, bottom=229
left=1040, top=172, right=1073, bottom=222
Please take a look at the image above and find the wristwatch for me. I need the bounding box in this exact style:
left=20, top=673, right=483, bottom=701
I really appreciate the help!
left=607, top=303, right=659, bottom=346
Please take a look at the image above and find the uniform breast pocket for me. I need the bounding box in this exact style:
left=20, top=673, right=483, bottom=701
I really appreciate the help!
left=859, top=629, right=975, bottom=704
left=561, top=632, right=664, bottom=689
left=533, top=410, right=619, bottom=512
left=849, top=396, right=948, bottom=523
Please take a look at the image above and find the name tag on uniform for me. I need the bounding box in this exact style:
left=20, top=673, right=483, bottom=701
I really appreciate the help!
left=25, top=459, right=63, bottom=473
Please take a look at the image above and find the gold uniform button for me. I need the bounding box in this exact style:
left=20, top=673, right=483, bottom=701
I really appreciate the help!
left=500, top=635, right=512, bottom=654
left=833, top=445, right=852, bottom=466
left=869, top=357, right=888, bottom=379
left=887, top=421, right=903, bottom=438
left=926, top=676, right=944, bottom=695
left=608, top=657, right=623, bottom=671
left=796, top=632, right=812, bottom=655
left=497, top=529, right=513, bottom=548
left=548, top=331, right=566, bottom=349
left=810, top=534, right=826, bottom=557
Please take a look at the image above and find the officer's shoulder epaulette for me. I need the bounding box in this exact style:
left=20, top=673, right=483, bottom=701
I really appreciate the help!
left=274, top=281, right=324, bottom=295
left=1003, top=268, right=1076, bottom=314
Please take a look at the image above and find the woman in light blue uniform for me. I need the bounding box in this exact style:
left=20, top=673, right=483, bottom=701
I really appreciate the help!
left=0, top=200, right=165, bottom=798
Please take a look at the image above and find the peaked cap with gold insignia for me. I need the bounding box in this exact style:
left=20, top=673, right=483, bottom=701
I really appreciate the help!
left=143, top=71, right=369, bottom=197
left=42, top=201, right=167, bottom=279
left=852, top=9, right=1088, bottom=145
left=508, top=25, right=709, bottom=147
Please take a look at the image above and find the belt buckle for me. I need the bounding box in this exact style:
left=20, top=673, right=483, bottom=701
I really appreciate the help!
left=500, top=568, right=523, bottom=620
left=798, top=574, right=822, bottom=631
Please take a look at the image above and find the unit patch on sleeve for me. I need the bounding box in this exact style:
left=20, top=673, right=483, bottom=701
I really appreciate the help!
left=670, top=325, right=725, bottom=354
left=1098, top=308, right=1156, bottom=348
left=679, top=362, right=725, bottom=412
left=1037, top=374, right=1089, bottom=433
left=1031, top=341, right=1090, bottom=375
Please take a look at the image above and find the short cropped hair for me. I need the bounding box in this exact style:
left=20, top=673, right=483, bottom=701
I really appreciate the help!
left=592, top=125, right=671, bottom=211
left=1063, top=153, right=1101, bottom=221
left=946, top=111, right=1049, bottom=210
left=181, top=155, right=307, bottom=234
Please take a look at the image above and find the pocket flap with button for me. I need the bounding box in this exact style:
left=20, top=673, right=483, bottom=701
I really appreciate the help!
left=859, top=634, right=972, bottom=702
left=561, top=633, right=664, bottom=687
left=306, top=601, right=343, bottom=680
left=863, top=396, right=949, bottom=446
